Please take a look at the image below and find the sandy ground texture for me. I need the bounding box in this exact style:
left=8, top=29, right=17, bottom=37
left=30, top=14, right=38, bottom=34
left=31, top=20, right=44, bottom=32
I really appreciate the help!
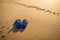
left=0, top=0, right=60, bottom=40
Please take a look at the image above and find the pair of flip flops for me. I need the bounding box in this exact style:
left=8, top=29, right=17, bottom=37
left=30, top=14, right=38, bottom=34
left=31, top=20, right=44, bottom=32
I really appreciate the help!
left=14, top=19, right=28, bottom=29
left=7, top=19, right=28, bottom=34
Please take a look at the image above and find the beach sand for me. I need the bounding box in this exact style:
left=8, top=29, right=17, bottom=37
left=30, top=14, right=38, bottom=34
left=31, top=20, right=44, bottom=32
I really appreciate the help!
left=0, top=0, right=60, bottom=40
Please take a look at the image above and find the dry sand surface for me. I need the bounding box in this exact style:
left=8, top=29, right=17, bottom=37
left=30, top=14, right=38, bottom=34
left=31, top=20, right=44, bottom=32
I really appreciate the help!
left=0, top=0, right=60, bottom=40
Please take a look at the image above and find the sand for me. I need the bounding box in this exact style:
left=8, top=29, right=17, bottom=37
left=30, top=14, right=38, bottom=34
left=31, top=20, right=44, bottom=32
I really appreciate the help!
left=0, top=0, right=60, bottom=40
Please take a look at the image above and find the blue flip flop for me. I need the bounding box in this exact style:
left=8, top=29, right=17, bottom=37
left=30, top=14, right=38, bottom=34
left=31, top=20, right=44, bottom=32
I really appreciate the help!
left=21, top=19, right=28, bottom=29
left=14, top=19, right=21, bottom=29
